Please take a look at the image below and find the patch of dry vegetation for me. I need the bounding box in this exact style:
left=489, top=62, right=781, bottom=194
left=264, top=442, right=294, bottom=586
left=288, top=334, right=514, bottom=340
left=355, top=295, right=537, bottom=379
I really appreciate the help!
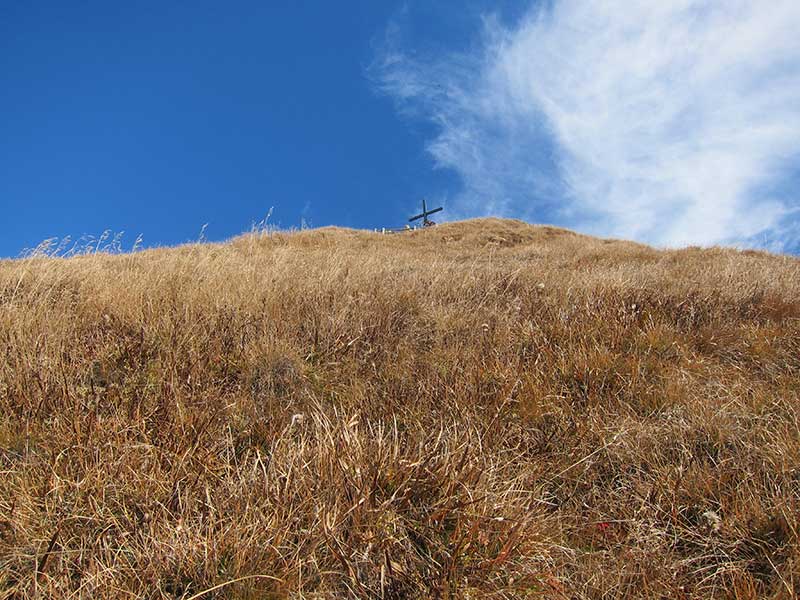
left=1, top=218, right=799, bottom=599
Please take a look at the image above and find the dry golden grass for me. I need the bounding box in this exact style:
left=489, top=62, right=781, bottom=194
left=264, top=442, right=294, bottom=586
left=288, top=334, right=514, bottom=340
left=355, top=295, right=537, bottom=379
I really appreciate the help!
left=1, top=218, right=799, bottom=599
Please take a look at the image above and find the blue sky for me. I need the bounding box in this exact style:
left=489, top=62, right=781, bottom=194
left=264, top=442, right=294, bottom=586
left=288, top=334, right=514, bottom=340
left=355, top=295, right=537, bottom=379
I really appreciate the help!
left=2, top=1, right=799, bottom=256
left=0, top=1, right=481, bottom=256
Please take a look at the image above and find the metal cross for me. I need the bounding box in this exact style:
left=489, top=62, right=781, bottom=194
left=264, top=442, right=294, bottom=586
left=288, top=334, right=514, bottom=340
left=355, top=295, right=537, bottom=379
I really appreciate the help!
left=409, top=199, right=443, bottom=227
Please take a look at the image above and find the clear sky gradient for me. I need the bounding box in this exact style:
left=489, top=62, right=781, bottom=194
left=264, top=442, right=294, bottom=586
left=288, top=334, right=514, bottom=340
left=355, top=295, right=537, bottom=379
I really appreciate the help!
left=1, top=1, right=480, bottom=256
left=2, top=1, right=799, bottom=257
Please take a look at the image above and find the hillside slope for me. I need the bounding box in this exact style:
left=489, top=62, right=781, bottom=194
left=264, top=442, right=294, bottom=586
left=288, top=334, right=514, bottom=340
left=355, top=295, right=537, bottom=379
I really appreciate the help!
left=1, top=219, right=799, bottom=599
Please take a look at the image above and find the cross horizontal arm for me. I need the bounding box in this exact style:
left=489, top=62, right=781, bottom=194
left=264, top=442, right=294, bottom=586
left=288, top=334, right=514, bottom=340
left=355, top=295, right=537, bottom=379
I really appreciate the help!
left=409, top=206, right=443, bottom=222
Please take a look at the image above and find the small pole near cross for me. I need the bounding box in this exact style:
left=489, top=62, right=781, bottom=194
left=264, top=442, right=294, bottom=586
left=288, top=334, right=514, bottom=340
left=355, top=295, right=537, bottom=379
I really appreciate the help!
left=409, top=199, right=443, bottom=228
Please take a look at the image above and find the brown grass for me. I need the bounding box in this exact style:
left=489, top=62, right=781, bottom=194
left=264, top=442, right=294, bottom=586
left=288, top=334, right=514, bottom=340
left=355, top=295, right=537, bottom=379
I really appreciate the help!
left=1, top=217, right=799, bottom=599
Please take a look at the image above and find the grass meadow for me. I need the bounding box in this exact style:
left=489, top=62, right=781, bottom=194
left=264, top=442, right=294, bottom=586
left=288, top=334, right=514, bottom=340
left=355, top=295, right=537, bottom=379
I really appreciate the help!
left=1, top=218, right=799, bottom=598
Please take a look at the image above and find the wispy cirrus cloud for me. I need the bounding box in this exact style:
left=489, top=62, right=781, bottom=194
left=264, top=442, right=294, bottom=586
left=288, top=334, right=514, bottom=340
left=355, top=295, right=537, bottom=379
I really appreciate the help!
left=374, top=0, right=800, bottom=251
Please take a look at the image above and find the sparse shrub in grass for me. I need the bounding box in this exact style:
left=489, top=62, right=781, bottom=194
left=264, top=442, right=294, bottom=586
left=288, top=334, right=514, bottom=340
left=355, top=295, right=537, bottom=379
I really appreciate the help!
left=0, top=218, right=799, bottom=598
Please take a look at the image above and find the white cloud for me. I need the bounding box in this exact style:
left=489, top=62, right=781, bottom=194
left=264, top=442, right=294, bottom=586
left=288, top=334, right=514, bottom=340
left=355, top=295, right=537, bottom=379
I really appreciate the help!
left=376, top=0, right=800, bottom=249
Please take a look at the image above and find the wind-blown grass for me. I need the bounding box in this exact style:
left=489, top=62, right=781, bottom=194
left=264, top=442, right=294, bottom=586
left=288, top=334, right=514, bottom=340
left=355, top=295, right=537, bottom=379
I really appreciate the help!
left=1, top=218, right=799, bottom=598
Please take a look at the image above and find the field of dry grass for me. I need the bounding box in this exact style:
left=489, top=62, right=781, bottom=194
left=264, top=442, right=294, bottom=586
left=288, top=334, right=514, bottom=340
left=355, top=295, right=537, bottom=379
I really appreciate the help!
left=1, top=218, right=799, bottom=599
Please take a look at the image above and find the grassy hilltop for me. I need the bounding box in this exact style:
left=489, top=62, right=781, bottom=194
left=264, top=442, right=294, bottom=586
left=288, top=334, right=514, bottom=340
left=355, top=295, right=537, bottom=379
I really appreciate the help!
left=1, top=218, right=799, bottom=599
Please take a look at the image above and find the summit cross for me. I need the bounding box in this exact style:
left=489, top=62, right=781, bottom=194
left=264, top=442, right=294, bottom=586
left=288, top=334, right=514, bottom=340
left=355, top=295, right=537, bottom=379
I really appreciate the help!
left=409, top=199, right=443, bottom=227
